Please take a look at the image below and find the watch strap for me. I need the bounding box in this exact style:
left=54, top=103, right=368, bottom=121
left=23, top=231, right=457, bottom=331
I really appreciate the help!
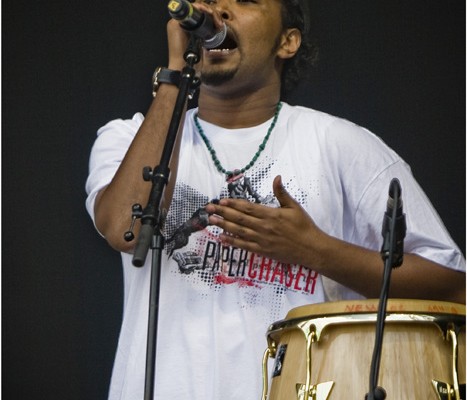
left=152, top=67, right=181, bottom=97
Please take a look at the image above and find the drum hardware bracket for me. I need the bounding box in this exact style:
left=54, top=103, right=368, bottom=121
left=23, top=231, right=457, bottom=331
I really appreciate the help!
left=296, top=381, right=334, bottom=400
left=432, top=380, right=450, bottom=400
left=432, top=326, right=465, bottom=400
left=262, top=347, right=272, bottom=400
left=264, top=309, right=465, bottom=399
left=261, top=323, right=336, bottom=400
left=295, top=326, right=334, bottom=400
left=432, top=381, right=465, bottom=400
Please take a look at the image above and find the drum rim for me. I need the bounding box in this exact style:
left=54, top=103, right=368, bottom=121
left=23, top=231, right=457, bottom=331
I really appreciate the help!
left=267, top=299, right=466, bottom=343
left=284, top=299, right=465, bottom=321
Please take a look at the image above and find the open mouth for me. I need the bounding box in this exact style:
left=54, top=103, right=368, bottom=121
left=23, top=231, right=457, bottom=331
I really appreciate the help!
left=207, top=31, right=238, bottom=53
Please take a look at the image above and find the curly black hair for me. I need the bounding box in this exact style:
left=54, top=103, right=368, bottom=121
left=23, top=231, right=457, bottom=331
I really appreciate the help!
left=280, top=0, right=318, bottom=99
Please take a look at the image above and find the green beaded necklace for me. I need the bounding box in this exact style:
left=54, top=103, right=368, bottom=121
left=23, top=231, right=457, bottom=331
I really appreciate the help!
left=194, top=102, right=282, bottom=181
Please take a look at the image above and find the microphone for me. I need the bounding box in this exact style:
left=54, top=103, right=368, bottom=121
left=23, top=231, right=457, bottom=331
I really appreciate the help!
left=381, top=178, right=406, bottom=268
left=168, top=0, right=227, bottom=49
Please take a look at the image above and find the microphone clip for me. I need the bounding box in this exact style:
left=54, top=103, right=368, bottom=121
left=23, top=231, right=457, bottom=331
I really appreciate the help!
left=380, top=212, right=406, bottom=267
left=380, top=178, right=407, bottom=268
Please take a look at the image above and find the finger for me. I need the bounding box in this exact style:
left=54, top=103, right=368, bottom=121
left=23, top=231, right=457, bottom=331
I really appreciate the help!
left=273, top=175, right=299, bottom=209
left=218, top=198, right=275, bottom=220
left=218, top=231, right=261, bottom=253
left=209, top=211, right=259, bottom=238
left=206, top=198, right=254, bottom=218
left=192, top=2, right=224, bottom=29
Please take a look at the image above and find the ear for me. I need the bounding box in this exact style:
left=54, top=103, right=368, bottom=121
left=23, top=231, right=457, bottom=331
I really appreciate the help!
left=276, top=28, right=301, bottom=60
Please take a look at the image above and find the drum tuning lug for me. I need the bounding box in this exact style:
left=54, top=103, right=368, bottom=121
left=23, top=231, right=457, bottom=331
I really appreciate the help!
left=296, top=381, right=334, bottom=400
left=432, top=380, right=452, bottom=400
left=432, top=380, right=465, bottom=400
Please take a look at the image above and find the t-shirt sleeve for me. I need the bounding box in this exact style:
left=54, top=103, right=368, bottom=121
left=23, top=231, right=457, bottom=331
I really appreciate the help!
left=353, top=159, right=465, bottom=272
left=85, top=113, right=144, bottom=233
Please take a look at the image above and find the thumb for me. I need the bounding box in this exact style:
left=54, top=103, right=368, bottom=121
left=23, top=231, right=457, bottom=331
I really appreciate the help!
left=273, top=175, right=297, bottom=208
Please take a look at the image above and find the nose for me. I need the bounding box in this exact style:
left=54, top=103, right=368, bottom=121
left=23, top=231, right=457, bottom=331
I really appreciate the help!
left=212, top=0, right=232, bottom=21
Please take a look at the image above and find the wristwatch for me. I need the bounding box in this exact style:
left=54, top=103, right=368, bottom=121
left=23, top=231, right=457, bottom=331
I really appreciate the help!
left=152, top=67, right=181, bottom=97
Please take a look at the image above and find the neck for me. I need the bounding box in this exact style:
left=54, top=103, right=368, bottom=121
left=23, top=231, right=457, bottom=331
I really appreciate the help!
left=194, top=102, right=283, bottom=181
left=197, top=83, right=281, bottom=129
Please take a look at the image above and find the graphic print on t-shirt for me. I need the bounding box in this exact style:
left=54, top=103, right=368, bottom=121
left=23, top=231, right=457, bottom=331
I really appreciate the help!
left=163, top=171, right=319, bottom=296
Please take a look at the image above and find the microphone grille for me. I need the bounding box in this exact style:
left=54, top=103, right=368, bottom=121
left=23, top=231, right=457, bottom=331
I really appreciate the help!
left=203, top=23, right=228, bottom=49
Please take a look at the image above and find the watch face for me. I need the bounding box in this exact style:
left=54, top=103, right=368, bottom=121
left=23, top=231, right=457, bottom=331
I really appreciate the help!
left=152, top=68, right=163, bottom=97
left=154, top=68, right=162, bottom=83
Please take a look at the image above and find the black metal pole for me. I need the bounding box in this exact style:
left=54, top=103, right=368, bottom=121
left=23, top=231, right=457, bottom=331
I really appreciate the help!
left=126, top=37, right=201, bottom=400
left=366, top=178, right=406, bottom=400
left=144, top=233, right=165, bottom=400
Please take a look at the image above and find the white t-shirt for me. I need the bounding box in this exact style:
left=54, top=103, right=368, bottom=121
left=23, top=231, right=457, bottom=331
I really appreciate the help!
left=86, top=103, right=465, bottom=400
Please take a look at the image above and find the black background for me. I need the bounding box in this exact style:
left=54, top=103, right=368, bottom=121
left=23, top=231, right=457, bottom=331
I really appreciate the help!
left=3, top=1, right=465, bottom=399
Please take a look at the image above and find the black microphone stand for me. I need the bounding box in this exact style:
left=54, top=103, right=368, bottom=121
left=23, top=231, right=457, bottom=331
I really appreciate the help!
left=365, top=178, right=406, bottom=400
left=126, top=36, right=201, bottom=400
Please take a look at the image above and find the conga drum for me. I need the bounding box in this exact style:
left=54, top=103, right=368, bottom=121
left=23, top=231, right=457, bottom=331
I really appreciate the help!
left=261, top=299, right=465, bottom=400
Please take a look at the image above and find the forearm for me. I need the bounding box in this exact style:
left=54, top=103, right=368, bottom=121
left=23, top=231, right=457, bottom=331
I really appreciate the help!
left=313, top=234, right=465, bottom=303
left=205, top=177, right=465, bottom=304
left=93, top=17, right=193, bottom=253
left=95, top=84, right=185, bottom=252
